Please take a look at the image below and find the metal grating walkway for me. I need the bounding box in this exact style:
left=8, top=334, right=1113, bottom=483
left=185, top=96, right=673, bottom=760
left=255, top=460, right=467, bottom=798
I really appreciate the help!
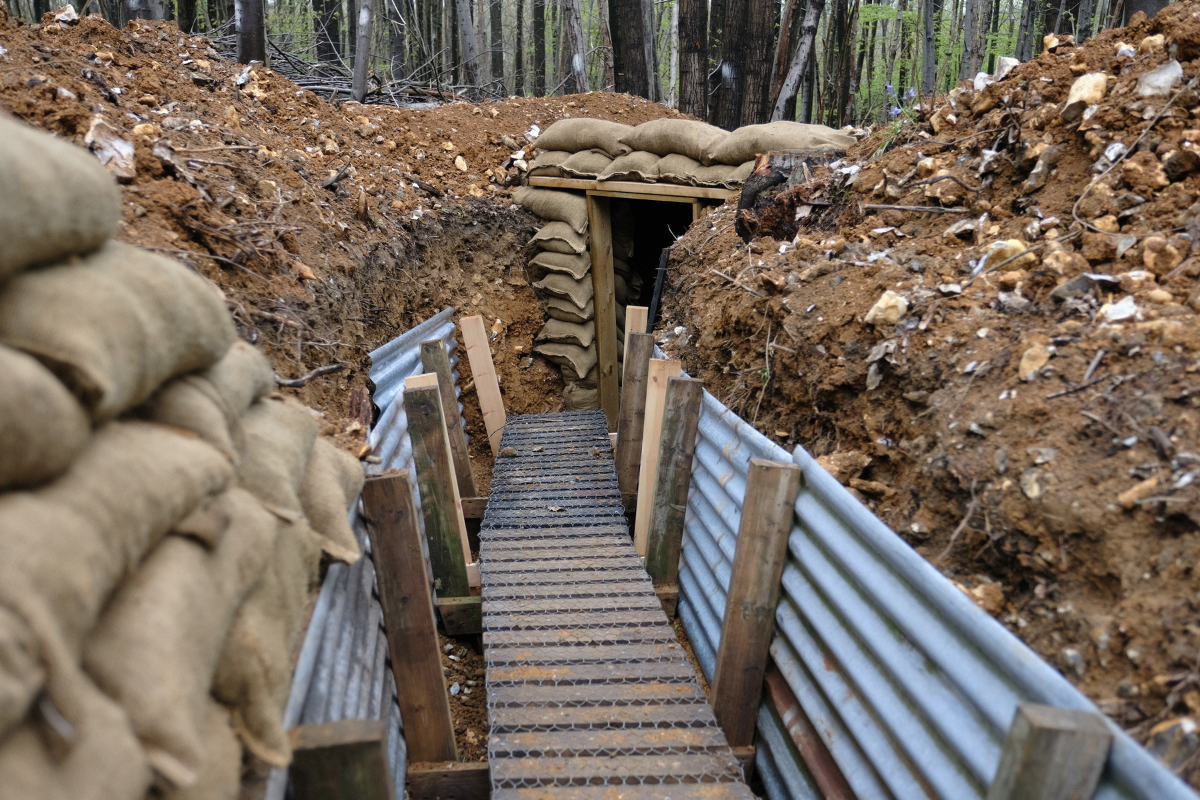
left=480, top=410, right=754, bottom=799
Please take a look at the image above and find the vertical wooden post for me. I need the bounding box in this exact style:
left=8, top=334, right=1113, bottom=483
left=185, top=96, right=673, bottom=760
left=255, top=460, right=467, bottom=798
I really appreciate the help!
left=360, top=474, right=457, bottom=764
left=290, top=719, right=396, bottom=800
left=460, top=314, right=506, bottom=457
left=633, top=358, right=682, bottom=556
left=419, top=339, right=478, bottom=499
left=623, top=306, right=649, bottom=369
left=987, top=703, right=1113, bottom=800
left=711, top=458, right=803, bottom=747
left=587, top=192, right=619, bottom=431
left=692, top=200, right=704, bottom=222
left=403, top=381, right=473, bottom=597
left=643, top=376, right=703, bottom=616
left=615, top=332, right=654, bottom=499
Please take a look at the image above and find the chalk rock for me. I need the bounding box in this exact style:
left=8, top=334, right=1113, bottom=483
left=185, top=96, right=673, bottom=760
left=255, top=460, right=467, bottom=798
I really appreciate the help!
left=1019, top=342, right=1050, bottom=381
left=1137, top=60, right=1182, bottom=98
left=1142, top=234, right=1189, bottom=275
left=994, top=56, right=1020, bottom=82
left=983, top=239, right=1037, bottom=272
left=454, top=155, right=468, bottom=171
left=1138, top=34, right=1165, bottom=54
left=1061, top=73, right=1107, bottom=123
left=864, top=290, right=907, bottom=326
left=1122, top=151, right=1169, bottom=194
left=1100, top=295, right=1140, bottom=322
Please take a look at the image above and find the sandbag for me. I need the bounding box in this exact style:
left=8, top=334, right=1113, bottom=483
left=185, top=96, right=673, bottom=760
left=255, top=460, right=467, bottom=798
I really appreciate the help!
left=533, top=341, right=597, bottom=382
left=704, top=121, right=855, bottom=166
left=619, top=119, right=729, bottom=163
left=82, top=489, right=278, bottom=782
left=163, top=702, right=242, bottom=800
left=0, top=115, right=122, bottom=280
left=237, top=395, right=321, bottom=517
left=0, top=242, right=237, bottom=421
left=530, top=222, right=589, bottom=255
left=689, top=162, right=741, bottom=187
left=615, top=272, right=638, bottom=305
left=534, top=118, right=634, bottom=158
left=0, top=665, right=150, bottom=800
left=528, top=150, right=571, bottom=178
left=512, top=187, right=588, bottom=234
left=0, top=422, right=233, bottom=737
left=559, top=149, right=614, bottom=178
left=211, top=517, right=322, bottom=767
left=530, top=250, right=591, bottom=281
left=545, top=296, right=594, bottom=324
left=0, top=345, right=90, bottom=490
left=136, top=340, right=276, bottom=462
left=654, top=153, right=704, bottom=184
left=598, top=151, right=661, bottom=182
left=533, top=272, right=593, bottom=310
left=536, top=319, right=595, bottom=348
left=563, top=381, right=599, bottom=411
left=298, top=438, right=365, bottom=565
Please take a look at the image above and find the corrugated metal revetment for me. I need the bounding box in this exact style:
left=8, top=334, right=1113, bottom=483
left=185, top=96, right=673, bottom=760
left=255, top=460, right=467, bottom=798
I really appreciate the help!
left=676, top=388, right=1199, bottom=800
left=266, top=307, right=464, bottom=800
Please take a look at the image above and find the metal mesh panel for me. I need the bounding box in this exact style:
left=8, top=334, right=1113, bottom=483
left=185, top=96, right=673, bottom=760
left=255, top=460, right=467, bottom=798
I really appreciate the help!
left=480, top=411, right=754, bottom=797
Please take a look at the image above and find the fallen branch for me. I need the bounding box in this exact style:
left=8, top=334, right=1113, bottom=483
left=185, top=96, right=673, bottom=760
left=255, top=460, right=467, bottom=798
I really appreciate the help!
left=1046, top=374, right=1107, bottom=399
left=908, top=173, right=982, bottom=193
left=861, top=203, right=970, bottom=214
left=710, top=269, right=766, bottom=298
left=405, top=172, right=443, bottom=197
left=321, top=162, right=352, bottom=189
left=275, top=363, right=345, bottom=388
left=1083, top=348, right=1106, bottom=382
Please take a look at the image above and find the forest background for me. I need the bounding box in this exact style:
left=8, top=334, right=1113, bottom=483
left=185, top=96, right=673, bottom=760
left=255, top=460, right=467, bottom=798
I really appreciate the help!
left=4, top=0, right=1176, bottom=129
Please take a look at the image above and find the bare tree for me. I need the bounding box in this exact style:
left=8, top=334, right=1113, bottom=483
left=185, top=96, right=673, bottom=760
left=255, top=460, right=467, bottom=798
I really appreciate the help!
left=235, top=0, right=266, bottom=63
left=740, top=0, right=775, bottom=124
left=562, top=0, right=588, bottom=91
left=710, top=0, right=749, bottom=128
left=921, top=0, right=937, bottom=93
left=316, top=0, right=342, bottom=62
left=533, top=0, right=547, bottom=93
left=610, top=0, right=649, bottom=95
left=516, top=0, right=527, bottom=92
left=595, top=0, right=615, bottom=89
left=352, top=0, right=375, bottom=100
left=124, top=0, right=163, bottom=20
left=677, top=0, right=706, bottom=115
left=772, top=0, right=825, bottom=121
left=457, top=0, right=482, bottom=90
left=490, top=0, right=505, bottom=90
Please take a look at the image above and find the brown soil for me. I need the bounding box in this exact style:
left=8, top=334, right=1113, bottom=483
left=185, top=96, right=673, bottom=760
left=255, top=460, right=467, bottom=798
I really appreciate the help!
left=662, top=4, right=1200, bottom=783
left=438, top=632, right=488, bottom=762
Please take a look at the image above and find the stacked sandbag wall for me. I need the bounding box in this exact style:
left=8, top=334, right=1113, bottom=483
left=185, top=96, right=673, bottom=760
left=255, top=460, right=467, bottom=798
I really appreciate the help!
left=0, top=115, right=364, bottom=800
left=515, top=117, right=856, bottom=409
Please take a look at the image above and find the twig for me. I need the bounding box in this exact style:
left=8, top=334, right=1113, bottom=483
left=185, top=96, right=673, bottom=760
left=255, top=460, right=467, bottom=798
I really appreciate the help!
left=937, top=478, right=978, bottom=564
left=909, top=173, right=981, bottom=193
left=321, top=162, right=351, bottom=189
left=1081, top=410, right=1121, bottom=436
left=1083, top=348, right=1106, bottom=382
left=141, top=246, right=270, bottom=283
left=709, top=269, right=766, bottom=298
left=405, top=172, right=444, bottom=197
left=250, top=308, right=302, bottom=328
left=1046, top=374, right=1107, bottom=399
left=895, top=129, right=1003, bottom=150
left=754, top=319, right=771, bottom=424
left=174, top=145, right=258, bottom=153
left=275, top=362, right=345, bottom=388
left=862, top=203, right=971, bottom=214
left=965, top=229, right=1080, bottom=288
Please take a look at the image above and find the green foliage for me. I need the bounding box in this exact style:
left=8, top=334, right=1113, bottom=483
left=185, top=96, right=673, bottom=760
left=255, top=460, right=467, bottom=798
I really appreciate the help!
left=858, top=4, right=895, bottom=25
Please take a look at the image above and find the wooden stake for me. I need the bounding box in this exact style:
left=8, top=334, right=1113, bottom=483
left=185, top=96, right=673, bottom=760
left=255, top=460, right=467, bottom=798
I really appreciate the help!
left=623, top=306, right=649, bottom=368
left=615, top=332, right=654, bottom=498
left=633, top=358, right=682, bottom=556
left=587, top=193, right=620, bottom=431
left=404, top=381, right=475, bottom=595
left=289, top=719, right=396, bottom=800
left=711, top=458, right=802, bottom=747
left=360, top=474, right=457, bottom=764
left=459, top=315, right=506, bottom=456
left=987, top=703, right=1113, bottom=800
left=643, top=376, right=703, bottom=611
left=420, top=339, right=478, bottom=499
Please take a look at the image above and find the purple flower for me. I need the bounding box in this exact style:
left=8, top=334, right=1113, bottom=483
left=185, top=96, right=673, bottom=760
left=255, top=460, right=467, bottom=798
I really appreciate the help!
left=886, top=83, right=894, bottom=96
left=889, top=106, right=902, bottom=116
left=906, top=87, right=917, bottom=99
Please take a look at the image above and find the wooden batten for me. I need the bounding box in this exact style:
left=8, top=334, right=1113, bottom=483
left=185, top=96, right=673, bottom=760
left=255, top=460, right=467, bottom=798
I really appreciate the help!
left=460, top=314, right=506, bottom=456
left=406, top=761, right=490, bottom=800
left=632, top=358, right=682, bottom=556
left=615, top=333, right=654, bottom=498
left=987, top=703, right=1113, bottom=800
left=289, top=713, right=396, bottom=800
left=419, top=339, right=477, bottom=498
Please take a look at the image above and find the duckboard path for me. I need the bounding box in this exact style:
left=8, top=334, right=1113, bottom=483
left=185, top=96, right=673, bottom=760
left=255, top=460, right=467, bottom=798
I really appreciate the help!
left=480, top=410, right=754, bottom=799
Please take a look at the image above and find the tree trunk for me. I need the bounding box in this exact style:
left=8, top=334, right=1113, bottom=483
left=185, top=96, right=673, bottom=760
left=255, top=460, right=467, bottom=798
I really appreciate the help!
left=985, top=0, right=1000, bottom=71
left=642, top=0, right=658, bottom=100
left=315, top=0, right=341, bottom=62
left=769, top=0, right=801, bottom=112
left=667, top=2, right=679, bottom=105
left=937, top=0, right=962, bottom=88
left=124, top=0, right=163, bottom=21
left=450, top=0, right=460, bottom=84
left=678, top=0, right=706, bottom=114
left=515, top=0, right=526, bottom=92
left=177, top=0, right=196, bottom=31
left=1077, top=0, right=1094, bottom=39
left=490, top=0, right=505, bottom=91
left=801, top=46, right=816, bottom=122
left=235, top=0, right=266, bottom=62
left=533, top=0, right=546, bottom=93
left=921, top=0, right=936, bottom=93
left=457, top=0, right=482, bottom=92
left=711, top=0, right=750, bottom=128
left=771, top=0, right=824, bottom=120
left=958, top=0, right=977, bottom=79
left=352, top=0, right=374, bottom=101
left=1014, top=0, right=1036, bottom=60
left=562, top=0, right=588, bottom=92
left=594, top=0, right=615, bottom=89
left=739, top=0, right=775, bottom=125
left=610, top=0, right=649, bottom=95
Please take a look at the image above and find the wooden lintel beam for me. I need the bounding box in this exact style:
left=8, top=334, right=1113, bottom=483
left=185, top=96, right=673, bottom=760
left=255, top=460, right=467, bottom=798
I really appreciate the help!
left=461, top=496, right=488, bottom=518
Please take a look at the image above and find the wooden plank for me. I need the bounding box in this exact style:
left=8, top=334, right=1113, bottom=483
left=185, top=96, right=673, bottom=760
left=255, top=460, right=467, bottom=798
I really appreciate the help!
left=461, top=496, right=488, bottom=518
left=623, top=306, right=649, bottom=368
left=764, top=667, right=856, bottom=800
left=644, top=376, right=703, bottom=588
left=587, top=193, right=619, bottom=431
left=406, top=761, right=490, bottom=800
left=711, top=458, right=803, bottom=747
left=987, top=703, right=1113, bottom=800
left=692, top=200, right=704, bottom=221
left=460, top=315, right=506, bottom=457
left=437, top=595, right=482, bottom=636
left=361, top=474, right=457, bottom=763
left=615, top=333, right=654, bottom=497
left=289, top=719, right=395, bottom=800
left=528, top=175, right=736, bottom=200
left=591, top=188, right=696, bottom=204
left=420, top=339, right=478, bottom=498
left=404, top=382, right=474, bottom=596
left=632, top=358, right=682, bottom=556
left=654, top=585, right=679, bottom=617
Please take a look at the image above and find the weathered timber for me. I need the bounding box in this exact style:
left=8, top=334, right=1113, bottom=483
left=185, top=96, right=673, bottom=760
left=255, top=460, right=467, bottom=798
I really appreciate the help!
left=420, top=339, right=477, bottom=498
left=406, top=761, right=491, bottom=799
left=460, top=315, right=506, bottom=456
left=632, top=358, right=682, bottom=556
left=588, top=193, right=620, bottom=430
left=987, top=703, right=1113, bottom=800
left=615, top=332, right=655, bottom=497
left=289, top=719, right=396, bottom=800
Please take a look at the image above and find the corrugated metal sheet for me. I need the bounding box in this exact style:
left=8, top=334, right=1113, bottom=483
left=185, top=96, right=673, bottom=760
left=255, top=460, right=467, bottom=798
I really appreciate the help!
left=266, top=308, right=464, bottom=800
left=675, top=386, right=1198, bottom=800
